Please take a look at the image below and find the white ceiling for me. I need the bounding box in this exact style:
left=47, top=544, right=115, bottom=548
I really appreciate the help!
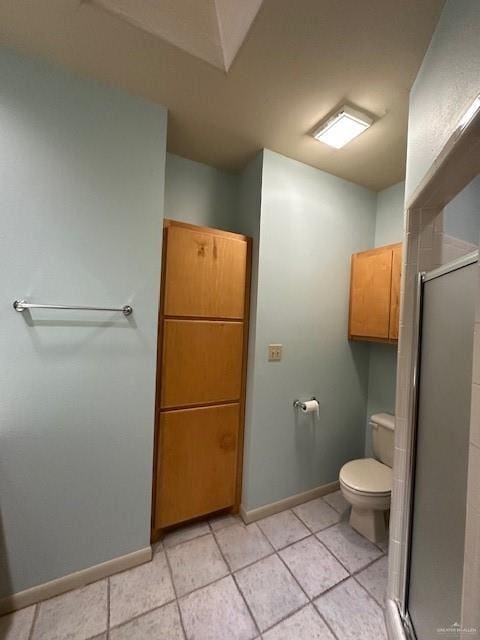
left=89, top=0, right=264, bottom=71
left=0, top=0, right=446, bottom=190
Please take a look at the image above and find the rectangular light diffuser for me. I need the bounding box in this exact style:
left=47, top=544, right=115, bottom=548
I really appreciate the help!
left=313, top=106, right=373, bottom=149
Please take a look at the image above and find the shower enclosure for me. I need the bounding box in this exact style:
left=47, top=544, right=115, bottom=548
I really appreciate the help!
left=403, top=253, right=477, bottom=639
left=385, top=98, right=480, bottom=640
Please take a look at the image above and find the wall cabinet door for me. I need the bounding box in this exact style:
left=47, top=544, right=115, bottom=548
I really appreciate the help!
left=348, top=243, right=402, bottom=342
left=389, top=245, right=402, bottom=340
left=155, top=404, right=240, bottom=528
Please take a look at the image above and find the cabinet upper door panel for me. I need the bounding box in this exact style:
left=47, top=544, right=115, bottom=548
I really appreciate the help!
left=164, top=226, right=247, bottom=318
left=349, top=247, right=393, bottom=340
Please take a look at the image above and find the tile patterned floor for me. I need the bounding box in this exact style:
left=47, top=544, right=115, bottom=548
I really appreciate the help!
left=0, top=490, right=389, bottom=639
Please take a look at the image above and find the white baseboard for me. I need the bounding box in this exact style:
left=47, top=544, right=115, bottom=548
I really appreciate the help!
left=240, top=480, right=340, bottom=523
left=0, top=546, right=152, bottom=616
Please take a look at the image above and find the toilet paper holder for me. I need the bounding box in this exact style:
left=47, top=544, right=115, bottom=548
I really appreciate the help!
left=293, top=397, right=318, bottom=411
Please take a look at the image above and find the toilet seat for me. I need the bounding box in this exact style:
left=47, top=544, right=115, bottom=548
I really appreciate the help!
left=340, top=458, right=391, bottom=496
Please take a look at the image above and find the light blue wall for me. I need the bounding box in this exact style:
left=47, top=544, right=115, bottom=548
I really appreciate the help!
left=237, top=154, right=263, bottom=497
left=405, top=0, right=480, bottom=203
left=164, top=153, right=238, bottom=231
left=444, top=176, right=480, bottom=244
left=375, top=182, right=405, bottom=246
left=242, top=150, right=375, bottom=511
left=0, top=49, right=167, bottom=596
left=365, top=182, right=405, bottom=455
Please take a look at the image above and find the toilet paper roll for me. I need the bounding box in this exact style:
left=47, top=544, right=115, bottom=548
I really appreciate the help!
left=301, top=399, right=319, bottom=416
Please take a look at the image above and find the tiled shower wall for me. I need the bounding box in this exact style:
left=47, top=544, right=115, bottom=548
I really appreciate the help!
left=387, top=205, right=480, bottom=638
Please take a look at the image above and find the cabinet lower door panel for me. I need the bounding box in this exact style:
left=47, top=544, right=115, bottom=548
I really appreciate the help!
left=155, top=403, right=240, bottom=528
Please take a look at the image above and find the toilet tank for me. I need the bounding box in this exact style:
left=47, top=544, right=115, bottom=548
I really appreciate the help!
left=370, top=413, right=395, bottom=468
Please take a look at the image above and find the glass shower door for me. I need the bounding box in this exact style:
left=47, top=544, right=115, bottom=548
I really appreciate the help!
left=406, top=257, right=477, bottom=639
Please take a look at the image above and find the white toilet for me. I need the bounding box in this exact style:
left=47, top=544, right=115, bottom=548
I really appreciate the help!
left=339, top=413, right=395, bottom=543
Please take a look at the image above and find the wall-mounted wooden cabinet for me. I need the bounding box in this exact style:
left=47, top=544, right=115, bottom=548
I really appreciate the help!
left=348, top=243, right=402, bottom=342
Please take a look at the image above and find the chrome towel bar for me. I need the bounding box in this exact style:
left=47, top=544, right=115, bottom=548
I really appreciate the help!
left=13, top=300, right=133, bottom=316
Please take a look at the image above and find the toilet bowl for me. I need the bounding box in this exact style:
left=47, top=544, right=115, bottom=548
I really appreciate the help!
left=339, top=413, right=394, bottom=543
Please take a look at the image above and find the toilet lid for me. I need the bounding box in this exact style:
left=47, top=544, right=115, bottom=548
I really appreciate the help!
left=340, top=458, right=391, bottom=494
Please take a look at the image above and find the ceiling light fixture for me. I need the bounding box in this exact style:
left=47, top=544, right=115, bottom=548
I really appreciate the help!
left=313, top=106, right=373, bottom=149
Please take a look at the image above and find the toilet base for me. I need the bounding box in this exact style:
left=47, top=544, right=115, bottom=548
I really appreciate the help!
left=349, top=506, right=387, bottom=543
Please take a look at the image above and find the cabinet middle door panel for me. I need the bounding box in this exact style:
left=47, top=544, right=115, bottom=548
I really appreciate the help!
left=350, top=250, right=392, bottom=339
left=161, top=319, right=244, bottom=408
left=163, top=226, right=247, bottom=319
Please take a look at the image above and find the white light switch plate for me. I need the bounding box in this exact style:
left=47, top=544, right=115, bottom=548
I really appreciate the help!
left=268, top=344, right=282, bottom=361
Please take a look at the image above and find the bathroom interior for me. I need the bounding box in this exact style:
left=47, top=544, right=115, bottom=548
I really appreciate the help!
left=0, top=1, right=479, bottom=639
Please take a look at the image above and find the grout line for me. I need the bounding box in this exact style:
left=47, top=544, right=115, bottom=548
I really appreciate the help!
left=173, top=600, right=187, bottom=640
left=314, top=534, right=358, bottom=576
left=163, top=547, right=188, bottom=640
left=107, top=598, right=177, bottom=634
left=290, top=502, right=343, bottom=536
left=163, top=531, right=212, bottom=551
left=352, top=573, right=386, bottom=611
left=272, top=542, right=342, bottom=640
left=231, top=571, right=263, bottom=638
left=288, top=507, right=320, bottom=529
left=259, top=600, right=312, bottom=637
left=351, top=553, right=387, bottom=578
left=272, top=531, right=312, bottom=551
left=27, top=603, right=39, bottom=640
left=209, top=520, right=262, bottom=638
left=106, top=577, right=110, bottom=640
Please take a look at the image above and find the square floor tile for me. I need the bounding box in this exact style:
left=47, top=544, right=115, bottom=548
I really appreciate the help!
left=110, top=602, right=184, bottom=640
left=314, top=578, right=387, bottom=640
left=323, top=490, right=350, bottom=515
left=263, top=604, right=335, bottom=640
left=163, top=522, right=210, bottom=548
left=167, top=533, right=229, bottom=596
left=110, top=550, right=175, bottom=627
left=235, top=554, right=308, bottom=631
left=214, top=523, right=273, bottom=571
left=209, top=514, right=241, bottom=531
left=32, top=580, right=107, bottom=640
left=257, top=510, right=310, bottom=550
left=293, top=498, right=340, bottom=532
left=316, top=522, right=382, bottom=573
left=356, top=556, right=388, bottom=606
left=0, top=605, right=35, bottom=640
left=179, top=575, right=257, bottom=640
left=280, top=536, right=348, bottom=598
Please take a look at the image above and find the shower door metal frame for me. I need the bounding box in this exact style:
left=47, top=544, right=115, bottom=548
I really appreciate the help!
left=398, top=249, right=479, bottom=639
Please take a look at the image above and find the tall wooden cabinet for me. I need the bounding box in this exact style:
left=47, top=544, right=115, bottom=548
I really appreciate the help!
left=153, top=221, right=251, bottom=533
left=348, top=243, right=402, bottom=342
